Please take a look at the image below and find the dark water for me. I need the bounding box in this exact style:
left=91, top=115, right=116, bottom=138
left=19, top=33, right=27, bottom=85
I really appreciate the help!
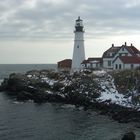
left=0, top=64, right=140, bottom=140
left=0, top=64, right=57, bottom=79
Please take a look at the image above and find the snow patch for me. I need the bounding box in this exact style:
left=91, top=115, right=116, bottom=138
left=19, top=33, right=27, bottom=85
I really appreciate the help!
left=27, top=75, right=32, bottom=78
left=92, top=70, right=107, bottom=76
left=28, top=86, right=36, bottom=89
left=45, top=90, right=53, bottom=94
left=41, top=77, right=57, bottom=86
left=97, top=75, right=139, bottom=109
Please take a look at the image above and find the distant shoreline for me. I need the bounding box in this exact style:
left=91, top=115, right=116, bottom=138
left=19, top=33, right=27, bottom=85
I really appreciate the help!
left=0, top=63, right=57, bottom=65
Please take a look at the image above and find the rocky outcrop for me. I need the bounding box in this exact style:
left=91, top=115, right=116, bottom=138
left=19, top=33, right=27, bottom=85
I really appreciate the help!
left=121, top=131, right=136, bottom=140
left=1, top=69, right=140, bottom=123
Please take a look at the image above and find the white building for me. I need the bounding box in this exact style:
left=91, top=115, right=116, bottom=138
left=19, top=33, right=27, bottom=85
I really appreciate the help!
left=72, top=17, right=85, bottom=70
left=81, top=42, right=140, bottom=70
left=102, top=42, right=140, bottom=70
left=113, top=56, right=140, bottom=70
left=81, top=58, right=102, bottom=69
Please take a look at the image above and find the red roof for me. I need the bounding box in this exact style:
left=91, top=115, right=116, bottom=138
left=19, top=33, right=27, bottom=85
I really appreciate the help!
left=57, top=59, right=72, bottom=68
left=125, top=46, right=140, bottom=55
left=102, top=46, right=121, bottom=58
left=119, top=56, right=140, bottom=64
left=87, top=57, right=102, bottom=62
left=102, top=43, right=140, bottom=58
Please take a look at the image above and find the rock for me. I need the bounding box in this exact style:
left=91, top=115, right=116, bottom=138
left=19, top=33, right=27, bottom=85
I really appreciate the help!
left=6, top=73, right=28, bottom=92
left=52, top=82, right=64, bottom=91
left=121, top=131, right=136, bottom=140
left=134, top=123, right=140, bottom=128
left=0, top=78, right=8, bottom=91
left=16, top=91, right=33, bottom=101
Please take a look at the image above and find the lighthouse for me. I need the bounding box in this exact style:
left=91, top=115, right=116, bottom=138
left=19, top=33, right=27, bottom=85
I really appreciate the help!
left=72, top=16, right=85, bottom=70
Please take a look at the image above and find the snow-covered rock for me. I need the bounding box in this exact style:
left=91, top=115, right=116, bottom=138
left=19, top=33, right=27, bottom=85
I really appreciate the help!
left=92, top=70, right=107, bottom=77
left=96, top=73, right=140, bottom=110
left=41, top=77, right=57, bottom=86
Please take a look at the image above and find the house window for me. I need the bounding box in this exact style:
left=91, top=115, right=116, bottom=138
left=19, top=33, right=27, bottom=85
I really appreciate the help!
left=131, top=64, right=134, bottom=69
left=77, top=45, right=79, bottom=48
left=108, top=60, right=111, bottom=66
left=122, top=48, right=124, bottom=51
left=119, top=64, right=122, bottom=69
left=96, top=63, right=98, bottom=67
left=90, top=63, right=92, bottom=68
left=107, top=53, right=110, bottom=56
left=125, top=53, right=128, bottom=56
left=115, top=64, right=118, bottom=69
left=119, top=53, right=122, bottom=56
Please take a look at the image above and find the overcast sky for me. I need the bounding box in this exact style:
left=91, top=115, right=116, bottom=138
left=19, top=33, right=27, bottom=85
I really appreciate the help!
left=1, top=0, right=140, bottom=64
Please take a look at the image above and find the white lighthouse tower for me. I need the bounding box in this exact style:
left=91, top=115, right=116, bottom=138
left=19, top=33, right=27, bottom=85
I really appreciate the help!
left=72, top=16, right=85, bottom=70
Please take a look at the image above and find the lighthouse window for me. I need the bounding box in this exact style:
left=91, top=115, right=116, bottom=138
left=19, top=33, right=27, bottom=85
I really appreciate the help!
left=77, top=45, right=79, bottom=48
left=77, top=23, right=80, bottom=26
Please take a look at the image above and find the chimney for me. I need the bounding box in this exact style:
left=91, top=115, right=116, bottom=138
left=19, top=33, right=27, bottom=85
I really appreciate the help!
left=112, top=44, right=114, bottom=47
left=131, top=43, right=133, bottom=46
left=125, top=42, right=127, bottom=46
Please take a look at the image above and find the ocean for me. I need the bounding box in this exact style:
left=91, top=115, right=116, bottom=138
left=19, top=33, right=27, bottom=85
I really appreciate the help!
left=0, top=64, right=57, bottom=79
left=0, top=64, right=140, bottom=140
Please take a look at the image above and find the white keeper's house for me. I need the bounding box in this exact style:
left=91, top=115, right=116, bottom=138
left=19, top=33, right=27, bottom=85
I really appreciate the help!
left=82, top=42, right=140, bottom=70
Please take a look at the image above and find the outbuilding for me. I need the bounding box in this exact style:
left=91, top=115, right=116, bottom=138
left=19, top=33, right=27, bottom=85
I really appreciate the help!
left=113, top=56, right=140, bottom=70
left=57, top=59, right=72, bottom=70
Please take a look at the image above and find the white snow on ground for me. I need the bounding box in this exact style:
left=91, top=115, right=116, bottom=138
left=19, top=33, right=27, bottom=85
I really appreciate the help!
left=92, top=70, right=107, bottom=77
left=28, top=86, right=36, bottom=89
left=97, top=78, right=128, bottom=104
left=27, top=74, right=39, bottom=79
left=27, top=75, right=32, bottom=78
left=94, top=71, right=140, bottom=110
left=41, top=77, right=57, bottom=86
left=60, top=78, right=72, bottom=86
left=45, top=90, right=53, bottom=94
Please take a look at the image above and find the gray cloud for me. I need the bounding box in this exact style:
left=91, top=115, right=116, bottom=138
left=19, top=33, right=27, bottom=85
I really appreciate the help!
left=0, top=0, right=140, bottom=40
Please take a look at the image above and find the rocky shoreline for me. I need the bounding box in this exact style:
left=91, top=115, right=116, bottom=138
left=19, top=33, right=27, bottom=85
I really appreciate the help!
left=1, top=69, right=140, bottom=124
